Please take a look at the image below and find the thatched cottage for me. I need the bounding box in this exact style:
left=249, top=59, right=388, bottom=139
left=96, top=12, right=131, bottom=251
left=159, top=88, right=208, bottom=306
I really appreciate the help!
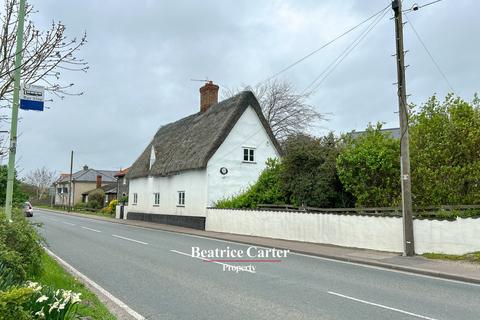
left=125, top=81, right=281, bottom=229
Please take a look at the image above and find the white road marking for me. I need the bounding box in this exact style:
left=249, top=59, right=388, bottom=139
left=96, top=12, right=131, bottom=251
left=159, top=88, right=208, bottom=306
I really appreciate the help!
left=170, top=249, right=256, bottom=274
left=81, top=226, right=101, bottom=233
left=43, top=247, right=145, bottom=320
left=62, top=221, right=75, bottom=226
left=328, top=291, right=439, bottom=320
left=112, top=234, right=148, bottom=245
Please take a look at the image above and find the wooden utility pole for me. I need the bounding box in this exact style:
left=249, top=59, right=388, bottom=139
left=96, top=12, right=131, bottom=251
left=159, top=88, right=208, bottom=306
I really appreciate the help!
left=4, top=0, right=26, bottom=222
left=392, top=0, right=415, bottom=256
left=68, top=150, right=73, bottom=212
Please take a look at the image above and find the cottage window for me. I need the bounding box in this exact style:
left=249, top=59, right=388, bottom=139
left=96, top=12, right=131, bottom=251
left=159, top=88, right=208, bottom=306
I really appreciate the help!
left=63, top=187, right=68, bottom=194
left=177, top=191, right=185, bottom=206
left=154, top=192, right=160, bottom=206
left=133, top=193, right=138, bottom=205
left=57, top=188, right=62, bottom=194
left=243, top=147, right=255, bottom=162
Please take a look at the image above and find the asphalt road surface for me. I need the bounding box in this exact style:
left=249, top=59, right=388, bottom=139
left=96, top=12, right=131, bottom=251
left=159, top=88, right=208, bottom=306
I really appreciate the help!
left=33, top=209, right=480, bottom=320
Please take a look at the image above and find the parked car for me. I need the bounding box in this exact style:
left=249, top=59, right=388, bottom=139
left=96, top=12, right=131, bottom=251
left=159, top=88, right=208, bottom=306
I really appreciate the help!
left=24, top=202, right=33, bottom=217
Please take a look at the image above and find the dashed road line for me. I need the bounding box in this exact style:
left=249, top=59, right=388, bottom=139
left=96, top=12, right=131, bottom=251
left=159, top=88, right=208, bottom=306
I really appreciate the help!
left=328, top=291, right=438, bottom=320
left=81, top=226, right=101, bottom=233
left=112, top=234, right=148, bottom=245
left=62, top=221, right=75, bottom=226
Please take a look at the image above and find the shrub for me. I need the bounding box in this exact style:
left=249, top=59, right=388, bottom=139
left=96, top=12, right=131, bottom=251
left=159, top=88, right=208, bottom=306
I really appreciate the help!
left=410, top=94, right=480, bottom=205
left=119, top=196, right=128, bottom=205
left=215, top=159, right=287, bottom=208
left=0, top=209, right=43, bottom=282
left=100, top=199, right=118, bottom=216
left=337, top=123, right=401, bottom=207
left=282, top=133, right=354, bottom=208
left=0, top=165, right=28, bottom=207
left=87, top=189, right=105, bottom=210
left=0, top=286, right=34, bottom=320
left=73, top=202, right=88, bottom=211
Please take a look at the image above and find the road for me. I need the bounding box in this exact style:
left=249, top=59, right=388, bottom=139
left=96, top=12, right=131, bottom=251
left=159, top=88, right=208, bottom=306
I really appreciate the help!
left=33, top=209, right=480, bottom=320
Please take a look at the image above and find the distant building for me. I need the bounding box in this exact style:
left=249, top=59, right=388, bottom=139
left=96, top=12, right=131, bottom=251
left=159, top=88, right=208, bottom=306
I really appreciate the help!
left=81, top=183, right=118, bottom=206
left=126, top=81, right=282, bottom=229
left=115, top=168, right=129, bottom=202
left=53, top=165, right=117, bottom=206
left=349, top=127, right=400, bottom=139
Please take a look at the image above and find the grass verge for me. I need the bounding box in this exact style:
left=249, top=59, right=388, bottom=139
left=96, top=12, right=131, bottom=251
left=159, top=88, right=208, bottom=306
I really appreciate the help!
left=37, top=204, right=114, bottom=219
left=423, top=252, right=480, bottom=264
left=33, top=252, right=116, bottom=319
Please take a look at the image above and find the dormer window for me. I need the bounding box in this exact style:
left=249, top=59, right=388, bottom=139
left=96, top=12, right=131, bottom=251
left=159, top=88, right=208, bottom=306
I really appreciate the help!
left=149, top=146, right=156, bottom=170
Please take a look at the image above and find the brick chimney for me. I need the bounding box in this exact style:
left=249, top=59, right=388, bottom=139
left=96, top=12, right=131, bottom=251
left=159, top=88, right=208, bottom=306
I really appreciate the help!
left=96, top=175, right=102, bottom=188
left=200, top=81, right=219, bottom=112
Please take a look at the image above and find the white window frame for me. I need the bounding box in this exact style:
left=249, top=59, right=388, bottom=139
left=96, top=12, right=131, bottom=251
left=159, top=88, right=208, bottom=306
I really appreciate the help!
left=153, top=192, right=160, bottom=206
left=177, top=191, right=185, bottom=207
left=133, top=193, right=138, bottom=205
left=243, top=147, right=256, bottom=163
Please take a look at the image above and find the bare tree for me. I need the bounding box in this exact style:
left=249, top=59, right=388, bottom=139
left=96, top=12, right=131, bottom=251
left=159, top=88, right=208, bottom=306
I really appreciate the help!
left=224, top=79, right=326, bottom=141
left=0, top=0, right=88, bottom=107
left=25, top=166, right=56, bottom=200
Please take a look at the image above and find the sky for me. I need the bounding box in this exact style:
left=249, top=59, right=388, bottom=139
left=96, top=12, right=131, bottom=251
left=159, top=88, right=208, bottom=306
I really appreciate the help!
left=3, top=0, right=479, bottom=177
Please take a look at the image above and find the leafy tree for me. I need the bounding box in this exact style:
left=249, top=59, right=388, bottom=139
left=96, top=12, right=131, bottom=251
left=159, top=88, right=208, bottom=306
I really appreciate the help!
left=87, top=189, right=105, bottom=209
left=337, top=123, right=401, bottom=207
left=0, top=165, right=27, bottom=206
left=410, top=94, right=480, bottom=205
left=282, top=133, right=353, bottom=207
left=215, top=159, right=286, bottom=208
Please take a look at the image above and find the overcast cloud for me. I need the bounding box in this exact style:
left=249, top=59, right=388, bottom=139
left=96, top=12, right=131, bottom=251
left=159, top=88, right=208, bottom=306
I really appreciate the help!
left=5, top=0, right=479, bottom=176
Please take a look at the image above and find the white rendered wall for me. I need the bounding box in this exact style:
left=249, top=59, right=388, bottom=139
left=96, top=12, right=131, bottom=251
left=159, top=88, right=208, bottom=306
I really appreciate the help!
left=206, top=106, right=280, bottom=206
left=206, top=209, right=480, bottom=255
left=414, top=218, right=480, bottom=255
left=128, top=170, right=207, bottom=217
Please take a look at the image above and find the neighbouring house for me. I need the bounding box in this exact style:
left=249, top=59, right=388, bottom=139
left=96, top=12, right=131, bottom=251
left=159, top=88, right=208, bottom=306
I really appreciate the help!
left=81, top=183, right=118, bottom=206
left=53, top=165, right=117, bottom=206
left=126, top=81, right=282, bottom=229
left=350, top=127, right=400, bottom=139
left=115, top=168, right=129, bottom=202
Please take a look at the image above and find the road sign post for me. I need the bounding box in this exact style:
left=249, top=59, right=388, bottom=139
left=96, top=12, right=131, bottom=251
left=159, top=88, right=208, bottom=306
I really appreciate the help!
left=4, top=0, right=26, bottom=221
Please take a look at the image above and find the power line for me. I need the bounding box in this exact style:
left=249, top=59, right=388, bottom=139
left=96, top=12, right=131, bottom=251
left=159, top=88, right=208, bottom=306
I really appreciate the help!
left=262, top=3, right=391, bottom=83
left=403, top=0, right=443, bottom=13
left=404, top=13, right=455, bottom=92
left=303, top=6, right=390, bottom=94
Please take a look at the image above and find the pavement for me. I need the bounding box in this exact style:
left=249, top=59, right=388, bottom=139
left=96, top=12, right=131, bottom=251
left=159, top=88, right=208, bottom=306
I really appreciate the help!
left=33, top=207, right=480, bottom=320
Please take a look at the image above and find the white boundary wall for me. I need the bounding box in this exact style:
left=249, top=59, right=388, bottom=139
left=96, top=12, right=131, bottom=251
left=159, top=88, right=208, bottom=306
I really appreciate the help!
left=206, top=209, right=480, bottom=255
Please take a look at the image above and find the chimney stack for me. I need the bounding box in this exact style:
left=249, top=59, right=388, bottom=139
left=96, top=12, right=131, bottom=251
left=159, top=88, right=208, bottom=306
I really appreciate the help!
left=96, top=175, right=102, bottom=188
left=200, top=81, right=219, bottom=112
left=83, top=165, right=88, bottom=171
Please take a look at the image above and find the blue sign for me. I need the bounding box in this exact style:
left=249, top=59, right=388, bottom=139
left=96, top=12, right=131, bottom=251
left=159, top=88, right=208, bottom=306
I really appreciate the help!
left=20, top=99, right=44, bottom=111
left=19, top=84, right=45, bottom=111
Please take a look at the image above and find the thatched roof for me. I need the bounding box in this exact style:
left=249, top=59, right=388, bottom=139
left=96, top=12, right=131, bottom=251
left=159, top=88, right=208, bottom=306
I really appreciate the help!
left=127, top=91, right=281, bottom=179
